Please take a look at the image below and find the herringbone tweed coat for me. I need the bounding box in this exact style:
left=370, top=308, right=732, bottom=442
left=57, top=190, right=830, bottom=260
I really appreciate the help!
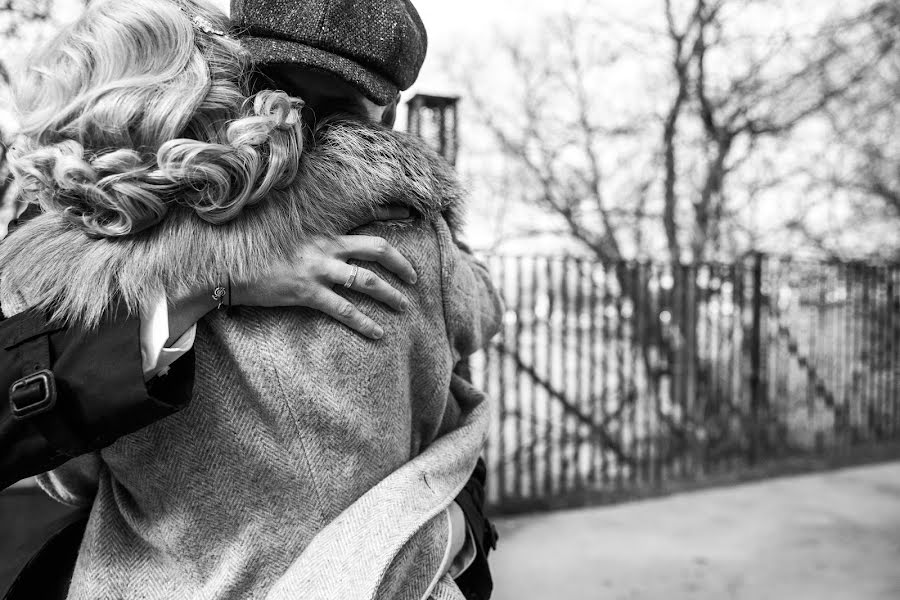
left=0, top=121, right=501, bottom=600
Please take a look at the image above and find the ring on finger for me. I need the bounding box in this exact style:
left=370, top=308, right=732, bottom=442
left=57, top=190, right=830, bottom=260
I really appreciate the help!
left=344, top=264, right=360, bottom=289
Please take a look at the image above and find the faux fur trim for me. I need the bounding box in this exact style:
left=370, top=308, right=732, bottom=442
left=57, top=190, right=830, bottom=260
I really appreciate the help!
left=0, top=120, right=466, bottom=327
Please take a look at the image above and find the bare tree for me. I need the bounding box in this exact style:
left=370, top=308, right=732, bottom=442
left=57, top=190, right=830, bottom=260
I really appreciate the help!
left=799, top=1, right=900, bottom=258
left=456, top=0, right=898, bottom=470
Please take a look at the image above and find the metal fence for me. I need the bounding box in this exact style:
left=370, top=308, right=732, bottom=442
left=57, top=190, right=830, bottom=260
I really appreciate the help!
left=470, top=255, right=900, bottom=513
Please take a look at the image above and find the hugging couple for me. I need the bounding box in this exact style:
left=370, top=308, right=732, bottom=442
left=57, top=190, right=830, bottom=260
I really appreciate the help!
left=0, top=0, right=501, bottom=599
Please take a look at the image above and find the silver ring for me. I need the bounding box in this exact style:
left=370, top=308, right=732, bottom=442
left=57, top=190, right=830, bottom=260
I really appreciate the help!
left=344, top=264, right=359, bottom=289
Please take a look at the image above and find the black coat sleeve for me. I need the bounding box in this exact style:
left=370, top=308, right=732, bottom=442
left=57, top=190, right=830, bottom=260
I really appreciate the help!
left=0, top=306, right=194, bottom=490
left=453, top=457, right=498, bottom=600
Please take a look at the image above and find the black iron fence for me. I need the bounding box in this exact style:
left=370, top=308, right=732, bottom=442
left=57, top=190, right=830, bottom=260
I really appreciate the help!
left=470, top=255, right=900, bottom=513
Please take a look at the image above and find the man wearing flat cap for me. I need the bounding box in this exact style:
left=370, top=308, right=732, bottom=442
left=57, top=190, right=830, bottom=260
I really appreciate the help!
left=234, top=0, right=427, bottom=106
left=231, top=1, right=498, bottom=597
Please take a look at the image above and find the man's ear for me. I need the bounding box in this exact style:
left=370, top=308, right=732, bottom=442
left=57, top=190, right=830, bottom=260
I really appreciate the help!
left=380, top=94, right=400, bottom=128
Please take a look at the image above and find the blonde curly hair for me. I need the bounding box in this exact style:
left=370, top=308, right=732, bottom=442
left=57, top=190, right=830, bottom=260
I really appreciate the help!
left=8, top=0, right=304, bottom=238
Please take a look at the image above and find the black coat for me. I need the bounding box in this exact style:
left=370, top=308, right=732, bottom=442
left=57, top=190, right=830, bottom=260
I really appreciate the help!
left=0, top=306, right=194, bottom=491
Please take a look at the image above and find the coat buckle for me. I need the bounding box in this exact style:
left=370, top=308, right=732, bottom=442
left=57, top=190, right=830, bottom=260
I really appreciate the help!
left=9, top=370, right=57, bottom=419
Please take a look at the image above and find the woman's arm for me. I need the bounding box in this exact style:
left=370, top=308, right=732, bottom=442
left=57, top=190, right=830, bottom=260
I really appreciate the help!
left=166, top=233, right=417, bottom=345
left=1, top=208, right=417, bottom=489
left=166, top=207, right=418, bottom=344
left=0, top=305, right=185, bottom=490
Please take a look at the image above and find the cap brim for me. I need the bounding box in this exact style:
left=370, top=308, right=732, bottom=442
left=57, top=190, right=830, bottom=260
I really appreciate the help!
left=241, top=36, right=399, bottom=106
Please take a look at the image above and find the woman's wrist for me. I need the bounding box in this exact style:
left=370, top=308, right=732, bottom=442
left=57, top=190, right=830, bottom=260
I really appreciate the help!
left=166, top=285, right=219, bottom=346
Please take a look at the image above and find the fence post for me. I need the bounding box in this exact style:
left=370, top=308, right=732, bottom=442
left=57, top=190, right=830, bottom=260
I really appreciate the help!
left=749, top=252, right=765, bottom=462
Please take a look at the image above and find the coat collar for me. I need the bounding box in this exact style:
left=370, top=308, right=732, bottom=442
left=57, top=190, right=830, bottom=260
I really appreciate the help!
left=0, top=120, right=465, bottom=327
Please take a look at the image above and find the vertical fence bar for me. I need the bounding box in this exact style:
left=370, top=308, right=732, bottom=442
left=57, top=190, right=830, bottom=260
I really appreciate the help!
left=759, top=258, right=771, bottom=456
left=587, top=261, right=599, bottom=488
left=862, top=265, right=872, bottom=441
left=890, top=267, right=898, bottom=436
left=628, top=263, right=641, bottom=487
left=749, top=254, right=764, bottom=463
left=725, top=263, right=737, bottom=471
left=544, top=257, right=555, bottom=497
left=869, top=264, right=878, bottom=440
left=575, top=258, right=587, bottom=489
left=833, top=263, right=845, bottom=448
left=600, top=265, right=612, bottom=486
left=851, top=263, right=858, bottom=444
left=770, top=260, right=780, bottom=453
left=878, top=266, right=885, bottom=439
left=849, top=262, right=858, bottom=446
left=863, top=263, right=872, bottom=441
left=649, top=264, right=663, bottom=487
left=635, top=263, right=649, bottom=486
left=560, top=258, right=572, bottom=493
left=884, top=266, right=892, bottom=438
left=869, top=265, right=878, bottom=440
left=818, top=267, right=828, bottom=447
left=710, top=264, right=722, bottom=472
left=493, top=256, right=507, bottom=504
left=528, top=257, right=540, bottom=499
left=511, top=256, right=524, bottom=499
left=873, top=265, right=882, bottom=440
left=882, top=266, right=889, bottom=439
left=685, top=263, right=699, bottom=477
left=827, top=264, right=837, bottom=449
left=775, top=258, right=790, bottom=454
left=702, top=264, right=713, bottom=473
left=621, top=264, right=632, bottom=489
left=808, top=269, right=819, bottom=430
left=676, top=262, right=688, bottom=479
left=890, top=266, right=896, bottom=436
left=878, top=264, right=886, bottom=439
left=883, top=266, right=890, bottom=438
left=769, top=261, right=783, bottom=449
left=853, top=264, right=863, bottom=443
left=615, top=268, right=626, bottom=489
left=844, top=263, right=852, bottom=442
left=737, top=258, right=749, bottom=467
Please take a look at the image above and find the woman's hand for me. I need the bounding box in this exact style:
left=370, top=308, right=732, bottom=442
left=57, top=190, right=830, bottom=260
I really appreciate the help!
left=232, top=232, right=417, bottom=339
left=166, top=206, right=417, bottom=344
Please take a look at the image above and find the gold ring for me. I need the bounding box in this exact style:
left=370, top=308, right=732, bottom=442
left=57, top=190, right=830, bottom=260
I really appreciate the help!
left=344, top=264, right=359, bottom=289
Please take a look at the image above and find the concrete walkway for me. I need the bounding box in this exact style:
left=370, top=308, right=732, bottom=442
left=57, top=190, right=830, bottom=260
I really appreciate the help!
left=490, top=463, right=900, bottom=600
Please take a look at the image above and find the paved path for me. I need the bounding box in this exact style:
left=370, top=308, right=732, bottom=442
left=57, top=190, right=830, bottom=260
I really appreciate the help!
left=490, top=463, right=900, bottom=600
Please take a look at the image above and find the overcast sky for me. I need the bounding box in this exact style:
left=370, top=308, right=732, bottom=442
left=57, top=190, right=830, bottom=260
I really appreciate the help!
left=207, top=0, right=592, bottom=94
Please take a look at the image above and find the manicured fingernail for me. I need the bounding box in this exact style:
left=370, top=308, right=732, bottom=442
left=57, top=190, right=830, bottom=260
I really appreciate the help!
left=399, top=299, right=409, bottom=311
left=373, top=326, right=384, bottom=339
left=408, top=272, right=418, bottom=284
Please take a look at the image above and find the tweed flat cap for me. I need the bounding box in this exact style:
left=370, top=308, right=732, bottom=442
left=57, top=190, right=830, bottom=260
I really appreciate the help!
left=232, top=0, right=427, bottom=105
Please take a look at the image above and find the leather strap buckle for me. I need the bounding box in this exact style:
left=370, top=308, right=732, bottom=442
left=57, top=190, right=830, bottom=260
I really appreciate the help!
left=9, top=370, right=57, bottom=419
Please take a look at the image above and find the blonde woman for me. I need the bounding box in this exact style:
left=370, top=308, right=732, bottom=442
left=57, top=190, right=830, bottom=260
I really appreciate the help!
left=0, top=1, right=500, bottom=599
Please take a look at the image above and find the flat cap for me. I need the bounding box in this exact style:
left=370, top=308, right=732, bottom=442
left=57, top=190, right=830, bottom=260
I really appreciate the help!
left=232, top=0, right=428, bottom=105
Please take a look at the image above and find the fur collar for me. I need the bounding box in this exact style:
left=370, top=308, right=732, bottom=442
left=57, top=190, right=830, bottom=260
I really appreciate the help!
left=0, top=121, right=466, bottom=327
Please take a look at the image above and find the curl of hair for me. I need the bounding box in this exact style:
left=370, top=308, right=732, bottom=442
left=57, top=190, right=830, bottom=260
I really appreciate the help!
left=9, top=139, right=169, bottom=237
left=157, top=90, right=304, bottom=225
left=8, top=0, right=306, bottom=238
